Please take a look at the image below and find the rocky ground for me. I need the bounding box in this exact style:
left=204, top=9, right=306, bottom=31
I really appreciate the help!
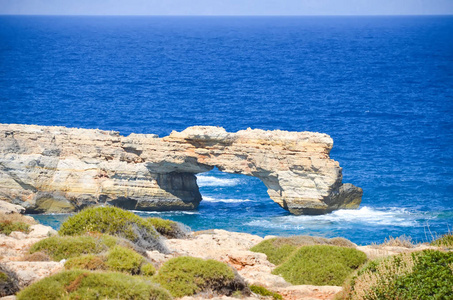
left=1, top=199, right=441, bottom=300
left=1, top=220, right=438, bottom=300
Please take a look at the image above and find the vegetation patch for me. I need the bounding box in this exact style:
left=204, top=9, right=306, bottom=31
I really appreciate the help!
left=147, top=217, right=189, bottom=238
left=105, top=245, right=145, bottom=274
left=65, top=254, right=107, bottom=271
left=29, top=235, right=107, bottom=261
left=0, top=263, right=20, bottom=297
left=273, top=245, right=367, bottom=286
left=341, top=250, right=453, bottom=300
left=21, top=251, right=51, bottom=262
left=141, top=263, right=156, bottom=276
left=250, top=285, right=282, bottom=300
left=16, top=270, right=173, bottom=300
left=0, top=220, right=30, bottom=235
left=58, top=206, right=167, bottom=252
left=431, top=232, right=453, bottom=248
left=154, top=256, right=249, bottom=297
left=251, top=235, right=356, bottom=265
left=0, top=212, right=36, bottom=235
left=374, top=235, right=415, bottom=248
left=62, top=243, right=155, bottom=276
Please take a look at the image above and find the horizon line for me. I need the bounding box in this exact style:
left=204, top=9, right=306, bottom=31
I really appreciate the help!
left=1, top=13, right=452, bottom=17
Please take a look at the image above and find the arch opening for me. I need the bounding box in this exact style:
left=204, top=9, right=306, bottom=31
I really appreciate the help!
left=195, top=167, right=286, bottom=215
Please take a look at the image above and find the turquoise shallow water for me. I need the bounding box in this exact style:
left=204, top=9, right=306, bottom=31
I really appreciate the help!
left=1, top=16, right=452, bottom=245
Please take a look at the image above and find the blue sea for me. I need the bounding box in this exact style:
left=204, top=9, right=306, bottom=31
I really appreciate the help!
left=1, top=16, right=452, bottom=245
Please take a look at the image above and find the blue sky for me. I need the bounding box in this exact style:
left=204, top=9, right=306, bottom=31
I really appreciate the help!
left=1, top=0, right=452, bottom=15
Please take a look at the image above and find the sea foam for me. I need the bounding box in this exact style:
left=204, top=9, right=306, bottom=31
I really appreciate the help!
left=196, top=175, right=241, bottom=187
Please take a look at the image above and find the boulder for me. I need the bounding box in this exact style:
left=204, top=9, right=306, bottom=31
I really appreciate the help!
left=0, top=201, right=25, bottom=215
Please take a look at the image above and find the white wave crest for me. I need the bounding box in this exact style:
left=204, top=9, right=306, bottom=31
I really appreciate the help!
left=202, top=196, right=252, bottom=203
left=132, top=210, right=199, bottom=215
left=245, top=206, right=417, bottom=229
left=196, top=175, right=241, bottom=187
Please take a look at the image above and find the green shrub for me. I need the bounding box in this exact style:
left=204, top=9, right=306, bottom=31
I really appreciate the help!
left=141, top=263, right=156, bottom=276
left=16, top=270, right=173, bottom=300
left=147, top=217, right=189, bottom=238
left=106, top=245, right=144, bottom=275
left=29, top=235, right=107, bottom=261
left=154, top=256, right=249, bottom=297
left=251, top=239, right=297, bottom=265
left=65, top=254, right=106, bottom=271
left=250, top=285, right=282, bottom=300
left=0, top=264, right=20, bottom=297
left=431, top=232, right=453, bottom=247
left=58, top=206, right=167, bottom=252
left=0, top=220, right=30, bottom=235
left=251, top=236, right=356, bottom=265
left=273, top=245, right=367, bottom=286
left=342, top=250, right=453, bottom=300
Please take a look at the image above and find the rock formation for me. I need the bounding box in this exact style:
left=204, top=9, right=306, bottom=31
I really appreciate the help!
left=0, top=124, right=362, bottom=215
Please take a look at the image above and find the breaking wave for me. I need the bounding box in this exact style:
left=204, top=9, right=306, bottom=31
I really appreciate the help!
left=196, top=175, right=241, bottom=187
left=202, top=196, right=253, bottom=203
left=246, top=206, right=419, bottom=229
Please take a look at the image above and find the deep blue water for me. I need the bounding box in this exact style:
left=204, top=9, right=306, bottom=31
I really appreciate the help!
left=1, top=16, right=452, bottom=245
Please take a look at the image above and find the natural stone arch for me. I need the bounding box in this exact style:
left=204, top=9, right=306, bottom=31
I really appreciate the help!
left=0, top=124, right=362, bottom=215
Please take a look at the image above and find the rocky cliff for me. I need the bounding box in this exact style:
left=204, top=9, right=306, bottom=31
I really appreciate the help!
left=0, top=124, right=362, bottom=215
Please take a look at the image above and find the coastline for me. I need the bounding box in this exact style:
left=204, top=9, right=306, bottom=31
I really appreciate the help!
left=1, top=204, right=446, bottom=300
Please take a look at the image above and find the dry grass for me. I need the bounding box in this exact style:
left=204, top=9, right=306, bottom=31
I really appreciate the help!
left=0, top=213, right=37, bottom=225
left=193, top=229, right=216, bottom=236
left=21, top=252, right=51, bottom=262
left=343, top=253, right=415, bottom=300
left=371, top=235, right=416, bottom=249
left=431, top=232, right=453, bottom=248
left=272, top=235, right=356, bottom=248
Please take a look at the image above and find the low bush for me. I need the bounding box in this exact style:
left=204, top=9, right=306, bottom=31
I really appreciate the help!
left=0, top=220, right=30, bottom=235
left=106, top=245, right=144, bottom=274
left=0, top=212, right=35, bottom=236
left=147, top=217, right=189, bottom=238
left=250, top=285, right=282, bottom=300
left=273, top=245, right=367, bottom=286
left=16, top=270, right=173, bottom=300
left=431, top=232, right=453, bottom=248
left=154, top=256, right=249, bottom=297
left=65, top=254, right=106, bottom=271
left=341, top=250, right=453, bottom=300
left=251, top=235, right=356, bottom=265
left=0, top=263, right=20, bottom=297
left=58, top=206, right=168, bottom=252
left=61, top=243, right=154, bottom=276
left=29, top=235, right=107, bottom=261
left=141, top=263, right=156, bottom=276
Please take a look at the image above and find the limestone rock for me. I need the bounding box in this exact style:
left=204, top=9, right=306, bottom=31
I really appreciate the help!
left=0, top=124, right=362, bottom=215
left=0, top=222, right=62, bottom=289
left=0, top=201, right=25, bottom=215
left=3, top=261, right=63, bottom=288
left=275, top=285, right=343, bottom=300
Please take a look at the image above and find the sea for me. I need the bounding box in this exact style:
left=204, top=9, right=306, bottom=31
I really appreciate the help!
left=1, top=16, right=452, bottom=245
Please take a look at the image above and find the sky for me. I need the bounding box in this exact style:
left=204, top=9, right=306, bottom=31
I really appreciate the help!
left=0, top=0, right=452, bottom=16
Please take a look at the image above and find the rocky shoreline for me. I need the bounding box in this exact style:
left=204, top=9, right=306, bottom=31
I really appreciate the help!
left=0, top=201, right=441, bottom=300
left=0, top=124, right=362, bottom=215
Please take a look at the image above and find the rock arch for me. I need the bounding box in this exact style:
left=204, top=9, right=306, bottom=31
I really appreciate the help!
left=0, top=124, right=362, bottom=215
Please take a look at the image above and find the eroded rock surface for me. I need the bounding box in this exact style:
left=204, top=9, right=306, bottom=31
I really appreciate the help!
left=0, top=224, right=62, bottom=289
left=0, top=124, right=362, bottom=214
